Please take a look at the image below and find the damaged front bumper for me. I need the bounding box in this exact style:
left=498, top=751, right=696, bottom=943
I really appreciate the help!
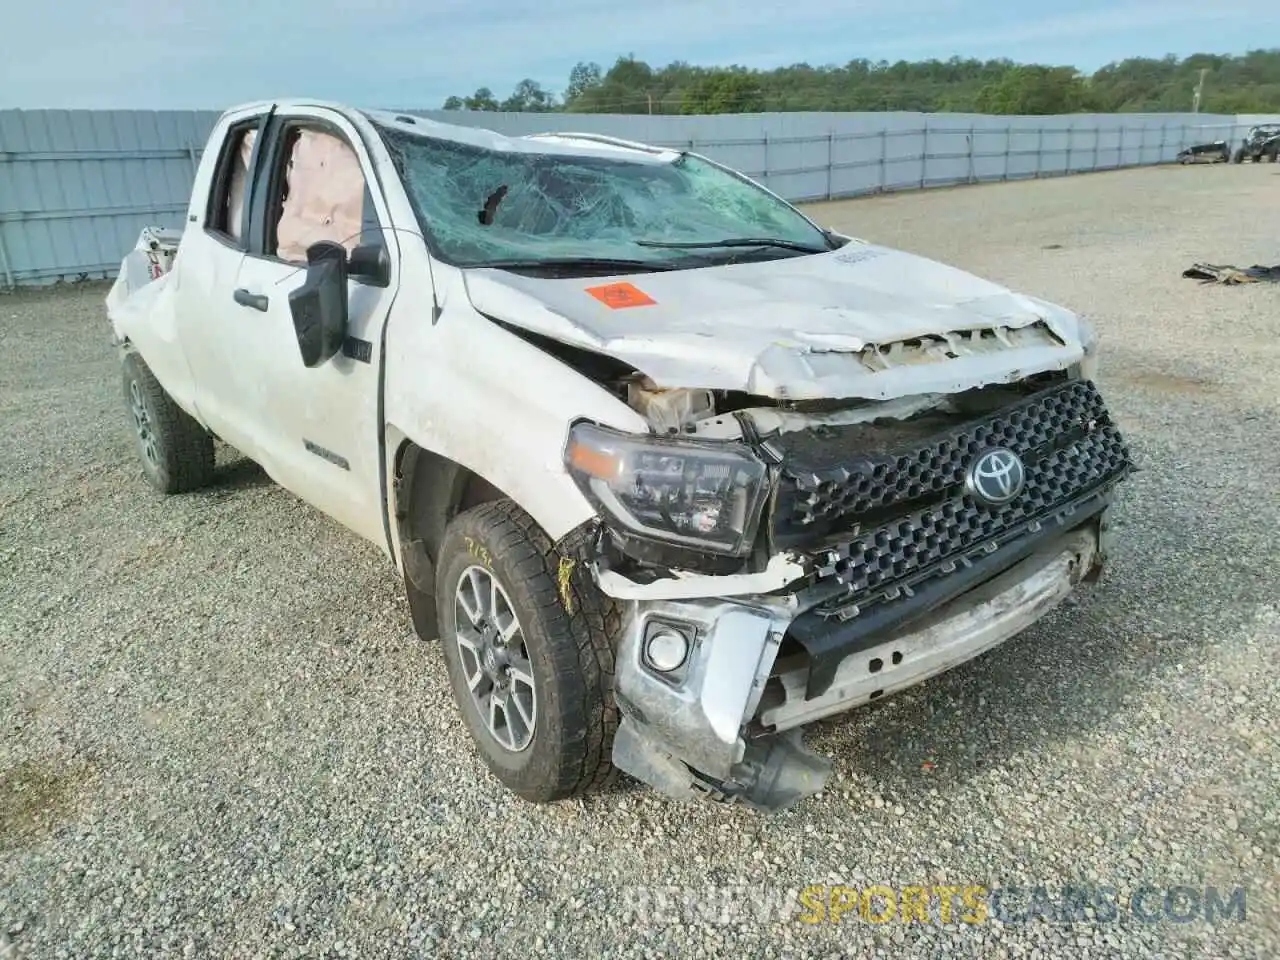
left=596, top=376, right=1133, bottom=811
left=609, top=510, right=1112, bottom=811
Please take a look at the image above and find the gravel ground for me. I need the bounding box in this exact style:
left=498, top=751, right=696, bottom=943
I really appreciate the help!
left=2, top=163, right=1279, bottom=959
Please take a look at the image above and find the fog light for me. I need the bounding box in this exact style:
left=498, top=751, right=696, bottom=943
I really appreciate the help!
left=644, top=629, right=689, bottom=673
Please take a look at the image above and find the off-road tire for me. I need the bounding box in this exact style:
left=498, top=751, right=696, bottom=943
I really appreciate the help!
left=121, top=351, right=215, bottom=494
left=1232, top=147, right=1245, bottom=164
left=435, top=499, right=620, bottom=803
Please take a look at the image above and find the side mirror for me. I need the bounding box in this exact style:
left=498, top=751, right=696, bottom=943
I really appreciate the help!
left=288, top=241, right=349, bottom=368
left=348, top=243, right=390, bottom=287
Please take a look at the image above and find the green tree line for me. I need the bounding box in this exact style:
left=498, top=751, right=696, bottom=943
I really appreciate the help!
left=441, top=49, right=1280, bottom=115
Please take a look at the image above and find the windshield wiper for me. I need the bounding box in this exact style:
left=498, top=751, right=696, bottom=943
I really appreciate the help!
left=468, top=256, right=681, bottom=274
left=635, top=237, right=830, bottom=254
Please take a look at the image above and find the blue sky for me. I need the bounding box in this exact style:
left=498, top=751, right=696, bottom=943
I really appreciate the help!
left=1, top=0, right=1273, bottom=109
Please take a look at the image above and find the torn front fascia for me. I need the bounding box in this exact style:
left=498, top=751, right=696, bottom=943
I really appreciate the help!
left=597, top=521, right=765, bottom=580
left=790, top=490, right=1119, bottom=700
left=687, top=730, right=833, bottom=810
left=609, top=590, right=832, bottom=811
left=565, top=517, right=748, bottom=594
left=612, top=716, right=832, bottom=812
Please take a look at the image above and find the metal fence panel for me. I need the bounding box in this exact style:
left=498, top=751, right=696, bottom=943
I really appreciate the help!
left=0, top=106, right=1273, bottom=286
left=0, top=108, right=220, bottom=285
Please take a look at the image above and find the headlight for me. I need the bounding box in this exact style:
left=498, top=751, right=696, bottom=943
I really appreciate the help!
left=564, top=421, right=771, bottom=557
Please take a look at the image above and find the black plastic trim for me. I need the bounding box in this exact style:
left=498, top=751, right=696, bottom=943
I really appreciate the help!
left=343, top=337, right=373, bottom=364
left=304, top=439, right=351, bottom=471
left=603, top=527, right=752, bottom=578
left=240, top=108, right=278, bottom=252
left=789, top=487, right=1115, bottom=700
left=203, top=109, right=274, bottom=248
left=342, top=116, right=402, bottom=562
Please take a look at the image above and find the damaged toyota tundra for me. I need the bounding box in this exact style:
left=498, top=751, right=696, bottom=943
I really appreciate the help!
left=106, top=100, right=1134, bottom=811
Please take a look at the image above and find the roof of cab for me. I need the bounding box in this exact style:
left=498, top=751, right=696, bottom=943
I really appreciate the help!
left=217, top=98, right=679, bottom=164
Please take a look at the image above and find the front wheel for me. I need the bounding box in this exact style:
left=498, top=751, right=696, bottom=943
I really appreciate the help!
left=435, top=499, right=620, bottom=803
left=121, top=352, right=215, bottom=494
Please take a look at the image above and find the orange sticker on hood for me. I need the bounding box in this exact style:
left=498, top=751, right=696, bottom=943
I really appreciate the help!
left=585, top=281, right=657, bottom=309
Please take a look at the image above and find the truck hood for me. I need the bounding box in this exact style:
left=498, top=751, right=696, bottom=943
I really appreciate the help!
left=461, top=241, right=1089, bottom=401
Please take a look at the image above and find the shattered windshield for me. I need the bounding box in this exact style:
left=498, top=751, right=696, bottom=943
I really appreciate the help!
left=374, top=123, right=829, bottom=268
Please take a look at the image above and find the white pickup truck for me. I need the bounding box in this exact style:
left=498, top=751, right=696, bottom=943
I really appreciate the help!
left=106, top=99, right=1133, bottom=811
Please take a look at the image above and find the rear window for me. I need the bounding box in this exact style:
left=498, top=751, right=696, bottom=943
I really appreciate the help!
left=206, top=122, right=259, bottom=243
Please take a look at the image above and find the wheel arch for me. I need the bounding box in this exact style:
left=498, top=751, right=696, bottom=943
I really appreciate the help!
left=387, top=430, right=597, bottom=641
left=393, top=438, right=509, bottom=585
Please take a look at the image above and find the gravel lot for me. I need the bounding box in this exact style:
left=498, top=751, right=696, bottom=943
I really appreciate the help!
left=3, top=163, right=1279, bottom=959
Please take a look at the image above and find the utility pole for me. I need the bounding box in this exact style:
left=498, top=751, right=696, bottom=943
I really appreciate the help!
left=1192, top=68, right=1208, bottom=113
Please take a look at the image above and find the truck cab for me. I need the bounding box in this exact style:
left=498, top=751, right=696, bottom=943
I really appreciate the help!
left=107, top=100, right=1133, bottom=811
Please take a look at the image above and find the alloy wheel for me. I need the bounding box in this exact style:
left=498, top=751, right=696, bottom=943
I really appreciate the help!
left=453, top=565, right=537, bottom=752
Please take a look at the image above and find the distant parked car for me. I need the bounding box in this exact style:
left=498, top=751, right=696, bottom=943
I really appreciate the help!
left=1176, top=140, right=1231, bottom=164
left=1230, top=124, right=1280, bottom=163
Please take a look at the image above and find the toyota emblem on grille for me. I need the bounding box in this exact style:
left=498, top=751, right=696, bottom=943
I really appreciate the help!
left=965, top=447, right=1026, bottom=505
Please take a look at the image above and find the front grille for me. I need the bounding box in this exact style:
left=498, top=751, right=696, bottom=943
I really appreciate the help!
left=770, top=379, right=1133, bottom=612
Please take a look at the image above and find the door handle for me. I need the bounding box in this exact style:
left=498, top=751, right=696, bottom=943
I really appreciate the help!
left=233, top=288, right=269, bottom=312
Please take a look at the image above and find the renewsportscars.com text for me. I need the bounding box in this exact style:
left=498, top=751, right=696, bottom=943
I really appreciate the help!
left=619, top=884, right=1248, bottom=927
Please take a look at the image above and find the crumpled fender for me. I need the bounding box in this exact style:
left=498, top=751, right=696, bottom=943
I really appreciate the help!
left=104, top=234, right=202, bottom=424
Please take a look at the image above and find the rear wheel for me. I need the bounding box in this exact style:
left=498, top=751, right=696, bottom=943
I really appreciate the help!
left=434, top=499, right=620, bottom=802
left=121, top=352, right=215, bottom=494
